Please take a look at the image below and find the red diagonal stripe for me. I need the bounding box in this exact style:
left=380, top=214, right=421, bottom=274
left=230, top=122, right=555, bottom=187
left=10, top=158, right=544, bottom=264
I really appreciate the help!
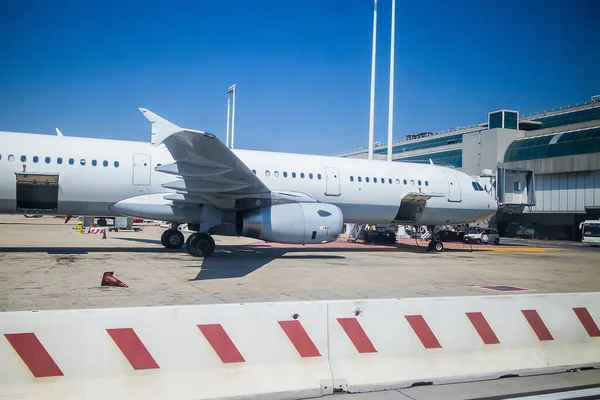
left=106, top=328, right=159, bottom=370
left=198, top=324, right=245, bottom=363
left=405, top=315, right=442, bottom=349
left=573, top=307, right=600, bottom=337
left=466, top=312, right=500, bottom=344
left=522, top=310, right=554, bottom=341
left=279, top=320, right=321, bottom=357
left=4, top=333, right=63, bottom=377
left=336, top=318, right=377, bottom=353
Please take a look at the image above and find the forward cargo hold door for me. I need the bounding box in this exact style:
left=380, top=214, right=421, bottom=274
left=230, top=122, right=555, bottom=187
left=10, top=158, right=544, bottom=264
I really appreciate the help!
left=15, top=172, right=59, bottom=212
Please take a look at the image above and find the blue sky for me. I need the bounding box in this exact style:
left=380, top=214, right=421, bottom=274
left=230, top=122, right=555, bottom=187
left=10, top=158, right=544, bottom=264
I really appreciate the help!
left=1, top=0, right=598, bottom=155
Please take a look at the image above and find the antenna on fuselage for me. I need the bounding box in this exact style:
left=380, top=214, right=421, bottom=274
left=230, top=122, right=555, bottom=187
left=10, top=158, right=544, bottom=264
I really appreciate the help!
left=55, top=128, right=64, bottom=136
left=429, top=159, right=434, bottom=165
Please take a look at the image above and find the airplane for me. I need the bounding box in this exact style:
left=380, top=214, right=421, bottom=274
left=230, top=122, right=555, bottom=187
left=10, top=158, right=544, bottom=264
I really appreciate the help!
left=0, top=108, right=497, bottom=256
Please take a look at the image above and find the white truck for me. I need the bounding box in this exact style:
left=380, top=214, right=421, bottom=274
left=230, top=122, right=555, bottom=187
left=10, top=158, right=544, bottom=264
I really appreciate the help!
left=580, top=220, right=600, bottom=247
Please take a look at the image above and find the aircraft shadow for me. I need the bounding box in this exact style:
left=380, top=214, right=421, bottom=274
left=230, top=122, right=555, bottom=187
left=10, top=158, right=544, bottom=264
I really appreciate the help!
left=188, top=247, right=346, bottom=280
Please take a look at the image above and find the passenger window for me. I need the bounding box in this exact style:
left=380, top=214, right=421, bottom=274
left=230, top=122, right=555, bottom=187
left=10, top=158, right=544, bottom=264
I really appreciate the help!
left=283, top=172, right=288, bottom=178
left=80, top=159, right=86, bottom=166
left=114, top=161, right=119, bottom=167
left=301, top=173, right=305, bottom=179
left=274, top=171, right=279, bottom=177
left=366, top=177, right=370, bottom=183
left=44, top=157, right=50, bottom=163
left=358, top=176, right=362, bottom=182
left=317, top=174, right=322, bottom=180
left=350, top=176, right=354, bottom=182
left=374, top=178, right=377, bottom=183
left=20, top=155, right=26, bottom=162
left=92, top=159, right=97, bottom=166
left=309, top=173, right=313, bottom=179
left=57, top=157, right=63, bottom=164
left=33, top=156, right=39, bottom=163
left=265, top=170, right=270, bottom=177
left=8, top=154, right=15, bottom=162
left=252, top=169, right=256, bottom=174
left=102, top=160, right=108, bottom=167
left=388, top=178, right=392, bottom=184
left=292, top=172, right=296, bottom=178
left=396, top=179, right=400, bottom=185
left=403, top=179, right=407, bottom=185
left=418, top=180, right=422, bottom=186
left=410, top=180, right=415, bottom=185
left=381, top=178, right=384, bottom=184
left=425, top=181, right=429, bottom=186
left=69, top=158, right=74, bottom=165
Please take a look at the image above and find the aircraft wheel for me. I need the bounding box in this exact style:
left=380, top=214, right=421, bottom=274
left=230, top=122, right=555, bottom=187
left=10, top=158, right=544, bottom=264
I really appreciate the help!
left=187, top=233, right=215, bottom=257
left=161, top=229, right=185, bottom=249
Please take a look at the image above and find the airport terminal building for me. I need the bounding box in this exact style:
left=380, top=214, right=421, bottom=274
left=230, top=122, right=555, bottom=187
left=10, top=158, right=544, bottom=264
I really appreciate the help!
left=336, top=96, right=600, bottom=241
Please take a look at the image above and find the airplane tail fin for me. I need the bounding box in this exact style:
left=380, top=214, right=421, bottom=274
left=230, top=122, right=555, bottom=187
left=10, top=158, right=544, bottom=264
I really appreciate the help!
left=138, top=108, right=183, bottom=145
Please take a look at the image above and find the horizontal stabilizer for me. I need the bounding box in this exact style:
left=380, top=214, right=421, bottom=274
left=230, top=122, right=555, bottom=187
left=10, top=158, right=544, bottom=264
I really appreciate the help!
left=162, top=179, right=250, bottom=193
left=156, top=162, right=232, bottom=178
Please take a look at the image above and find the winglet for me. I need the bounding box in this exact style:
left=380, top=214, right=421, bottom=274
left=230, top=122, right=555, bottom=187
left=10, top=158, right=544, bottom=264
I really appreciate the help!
left=138, top=108, right=183, bottom=145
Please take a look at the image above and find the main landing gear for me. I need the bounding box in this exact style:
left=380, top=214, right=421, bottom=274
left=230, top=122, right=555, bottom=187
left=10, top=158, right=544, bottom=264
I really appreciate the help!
left=161, top=225, right=185, bottom=249
left=185, top=233, right=215, bottom=257
left=160, top=223, right=216, bottom=257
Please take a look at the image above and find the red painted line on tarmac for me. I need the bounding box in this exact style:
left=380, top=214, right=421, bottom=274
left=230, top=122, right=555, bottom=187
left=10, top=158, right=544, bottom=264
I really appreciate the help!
left=198, top=324, right=245, bottom=363
left=573, top=307, right=600, bottom=337
left=405, top=315, right=442, bottom=349
left=336, top=318, right=377, bottom=353
left=466, top=312, right=500, bottom=344
left=4, top=333, right=64, bottom=377
left=106, top=328, right=159, bottom=370
left=522, top=310, right=554, bottom=341
left=279, top=320, right=321, bottom=357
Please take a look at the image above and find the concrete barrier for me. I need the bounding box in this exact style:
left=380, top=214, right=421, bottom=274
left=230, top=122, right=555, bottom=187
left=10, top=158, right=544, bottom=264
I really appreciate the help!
left=2, top=293, right=599, bottom=398
left=327, top=292, right=600, bottom=393
left=0, top=301, right=333, bottom=400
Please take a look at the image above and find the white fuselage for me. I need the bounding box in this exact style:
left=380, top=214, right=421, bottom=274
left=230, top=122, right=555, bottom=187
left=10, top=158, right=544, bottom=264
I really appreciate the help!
left=0, top=131, right=497, bottom=226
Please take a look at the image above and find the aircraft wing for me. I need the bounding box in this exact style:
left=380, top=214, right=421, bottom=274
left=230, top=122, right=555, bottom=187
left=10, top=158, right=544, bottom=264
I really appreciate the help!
left=139, top=108, right=307, bottom=210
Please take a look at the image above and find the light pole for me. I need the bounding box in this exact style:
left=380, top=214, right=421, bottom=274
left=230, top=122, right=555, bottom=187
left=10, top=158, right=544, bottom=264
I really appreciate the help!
left=226, top=90, right=231, bottom=147
left=230, top=84, right=237, bottom=149
left=386, top=0, right=396, bottom=162
left=226, top=84, right=236, bottom=149
left=367, top=0, right=377, bottom=160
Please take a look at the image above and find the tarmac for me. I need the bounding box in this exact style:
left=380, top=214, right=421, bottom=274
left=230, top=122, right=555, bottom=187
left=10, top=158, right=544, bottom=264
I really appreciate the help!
left=0, top=215, right=598, bottom=312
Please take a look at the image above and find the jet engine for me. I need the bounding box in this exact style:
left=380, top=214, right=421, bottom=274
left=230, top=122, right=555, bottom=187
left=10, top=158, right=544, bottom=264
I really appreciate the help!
left=235, top=203, right=343, bottom=244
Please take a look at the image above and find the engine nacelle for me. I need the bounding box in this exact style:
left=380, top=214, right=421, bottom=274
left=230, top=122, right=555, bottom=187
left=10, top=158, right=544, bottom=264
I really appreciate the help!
left=236, top=203, right=343, bottom=244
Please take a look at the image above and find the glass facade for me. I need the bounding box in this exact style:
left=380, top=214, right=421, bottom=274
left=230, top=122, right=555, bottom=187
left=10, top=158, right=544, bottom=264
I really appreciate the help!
left=532, top=106, right=600, bottom=129
left=504, top=127, right=600, bottom=162
left=375, top=133, right=463, bottom=155
left=489, top=111, right=503, bottom=129
left=504, top=111, right=518, bottom=129
left=398, top=149, right=463, bottom=168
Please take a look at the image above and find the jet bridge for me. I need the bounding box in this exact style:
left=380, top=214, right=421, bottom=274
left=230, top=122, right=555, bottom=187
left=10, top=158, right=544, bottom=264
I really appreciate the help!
left=496, top=167, right=536, bottom=213
left=15, top=172, right=59, bottom=213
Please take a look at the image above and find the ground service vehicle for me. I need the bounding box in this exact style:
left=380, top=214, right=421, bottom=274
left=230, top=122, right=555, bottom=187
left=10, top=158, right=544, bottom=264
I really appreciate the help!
left=580, top=220, right=600, bottom=247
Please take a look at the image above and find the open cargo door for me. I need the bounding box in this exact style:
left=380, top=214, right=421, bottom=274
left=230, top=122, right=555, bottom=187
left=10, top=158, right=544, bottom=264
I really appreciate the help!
left=15, top=172, right=59, bottom=212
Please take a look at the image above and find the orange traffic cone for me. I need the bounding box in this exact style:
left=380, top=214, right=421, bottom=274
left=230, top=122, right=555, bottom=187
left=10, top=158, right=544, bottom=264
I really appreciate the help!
left=102, top=229, right=107, bottom=239
left=101, top=271, right=128, bottom=287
